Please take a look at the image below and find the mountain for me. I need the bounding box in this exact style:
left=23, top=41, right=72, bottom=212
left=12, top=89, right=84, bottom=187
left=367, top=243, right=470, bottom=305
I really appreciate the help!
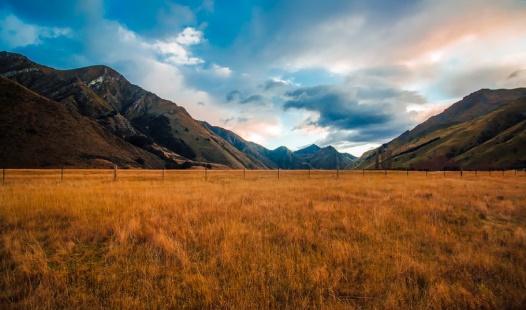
left=201, top=121, right=277, bottom=169
left=294, top=144, right=321, bottom=156
left=0, top=76, right=165, bottom=168
left=0, top=51, right=267, bottom=169
left=296, top=145, right=355, bottom=170
left=202, top=122, right=306, bottom=169
left=353, top=88, right=526, bottom=170
left=341, top=153, right=357, bottom=161
left=202, top=122, right=356, bottom=169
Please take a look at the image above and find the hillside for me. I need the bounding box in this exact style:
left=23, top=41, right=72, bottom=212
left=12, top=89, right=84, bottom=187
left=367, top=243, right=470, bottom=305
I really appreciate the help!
left=0, top=76, right=165, bottom=168
left=0, top=51, right=267, bottom=169
left=354, top=88, right=526, bottom=170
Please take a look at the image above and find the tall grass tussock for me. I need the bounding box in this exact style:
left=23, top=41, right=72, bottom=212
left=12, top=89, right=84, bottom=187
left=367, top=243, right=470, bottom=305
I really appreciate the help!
left=1, top=169, right=525, bottom=309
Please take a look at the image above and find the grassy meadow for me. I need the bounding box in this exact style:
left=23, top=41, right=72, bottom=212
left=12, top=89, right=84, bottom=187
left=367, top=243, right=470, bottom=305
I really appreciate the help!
left=1, top=169, right=525, bottom=309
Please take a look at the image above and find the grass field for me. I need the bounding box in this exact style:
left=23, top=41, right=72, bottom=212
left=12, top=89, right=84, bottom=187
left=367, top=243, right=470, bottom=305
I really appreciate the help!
left=1, top=169, right=525, bottom=309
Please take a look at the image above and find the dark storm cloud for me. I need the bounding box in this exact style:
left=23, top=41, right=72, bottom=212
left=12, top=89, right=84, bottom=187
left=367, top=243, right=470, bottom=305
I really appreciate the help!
left=318, top=127, right=406, bottom=145
left=284, top=81, right=422, bottom=143
left=284, top=85, right=393, bottom=130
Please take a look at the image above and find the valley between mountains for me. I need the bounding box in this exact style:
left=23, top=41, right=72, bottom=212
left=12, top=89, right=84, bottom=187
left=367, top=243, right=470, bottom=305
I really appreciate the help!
left=1, top=51, right=525, bottom=170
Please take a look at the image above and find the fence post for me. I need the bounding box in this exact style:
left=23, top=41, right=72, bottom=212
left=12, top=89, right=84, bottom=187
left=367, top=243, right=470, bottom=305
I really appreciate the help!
left=244, top=168, right=246, bottom=180
left=425, top=170, right=428, bottom=177
left=406, top=169, right=409, bottom=176
left=443, top=168, right=446, bottom=177
left=114, top=165, right=117, bottom=181
left=460, top=169, right=463, bottom=177
left=362, top=169, right=365, bottom=176
left=489, top=170, right=492, bottom=176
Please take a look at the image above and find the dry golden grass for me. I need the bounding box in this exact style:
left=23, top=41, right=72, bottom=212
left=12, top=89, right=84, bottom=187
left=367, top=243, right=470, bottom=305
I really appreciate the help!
left=1, top=169, right=525, bottom=309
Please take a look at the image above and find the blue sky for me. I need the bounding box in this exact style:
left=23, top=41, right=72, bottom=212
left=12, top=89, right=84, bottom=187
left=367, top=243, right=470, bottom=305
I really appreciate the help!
left=1, top=0, right=526, bottom=156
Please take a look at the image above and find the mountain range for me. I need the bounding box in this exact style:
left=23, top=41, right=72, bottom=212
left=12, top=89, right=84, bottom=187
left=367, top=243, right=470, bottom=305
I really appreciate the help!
left=1, top=51, right=525, bottom=170
left=0, top=51, right=354, bottom=169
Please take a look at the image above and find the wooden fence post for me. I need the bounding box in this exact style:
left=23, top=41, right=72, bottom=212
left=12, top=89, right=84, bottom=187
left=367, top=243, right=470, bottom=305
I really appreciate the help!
left=443, top=168, right=446, bottom=177
left=460, top=169, right=463, bottom=177
left=114, top=165, right=117, bottom=181
left=406, top=169, right=409, bottom=176
left=425, top=170, right=428, bottom=177
left=362, top=169, right=365, bottom=176
left=244, top=168, right=246, bottom=180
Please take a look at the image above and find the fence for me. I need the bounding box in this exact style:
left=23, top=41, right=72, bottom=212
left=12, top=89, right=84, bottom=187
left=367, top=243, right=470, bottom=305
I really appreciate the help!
left=1, top=167, right=524, bottom=185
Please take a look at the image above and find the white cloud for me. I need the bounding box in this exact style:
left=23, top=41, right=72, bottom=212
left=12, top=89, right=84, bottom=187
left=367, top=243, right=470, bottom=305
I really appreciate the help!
left=0, top=14, right=71, bottom=48
left=154, top=39, right=204, bottom=65
left=211, top=63, right=232, bottom=77
left=175, top=27, right=204, bottom=45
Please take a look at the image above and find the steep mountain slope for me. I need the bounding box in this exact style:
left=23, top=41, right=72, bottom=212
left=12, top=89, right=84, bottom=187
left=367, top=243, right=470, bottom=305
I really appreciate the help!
left=201, top=121, right=275, bottom=169
left=0, top=76, right=165, bottom=168
left=354, top=88, right=526, bottom=170
left=0, top=51, right=266, bottom=169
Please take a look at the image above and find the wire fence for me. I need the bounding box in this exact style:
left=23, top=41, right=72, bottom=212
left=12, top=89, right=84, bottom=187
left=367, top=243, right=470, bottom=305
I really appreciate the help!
left=1, top=167, right=524, bottom=185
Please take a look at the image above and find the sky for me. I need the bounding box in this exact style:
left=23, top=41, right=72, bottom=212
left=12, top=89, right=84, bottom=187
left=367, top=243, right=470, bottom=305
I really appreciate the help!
left=1, top=0, right=526, bottom=156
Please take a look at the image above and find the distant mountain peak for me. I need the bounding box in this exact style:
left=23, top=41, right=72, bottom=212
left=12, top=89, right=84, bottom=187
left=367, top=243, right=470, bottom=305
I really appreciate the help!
left=321, top=145, right=337, bottom=152
left=273, top=146, right=291, bottom=153
left=294, top=144, right=321, bottom=155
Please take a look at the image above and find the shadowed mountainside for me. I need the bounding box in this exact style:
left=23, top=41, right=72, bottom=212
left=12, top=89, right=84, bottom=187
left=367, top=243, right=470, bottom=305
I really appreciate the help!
left=0, top=76, right=165, bottom=168
left=0, top=51, right=267, bottom=169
